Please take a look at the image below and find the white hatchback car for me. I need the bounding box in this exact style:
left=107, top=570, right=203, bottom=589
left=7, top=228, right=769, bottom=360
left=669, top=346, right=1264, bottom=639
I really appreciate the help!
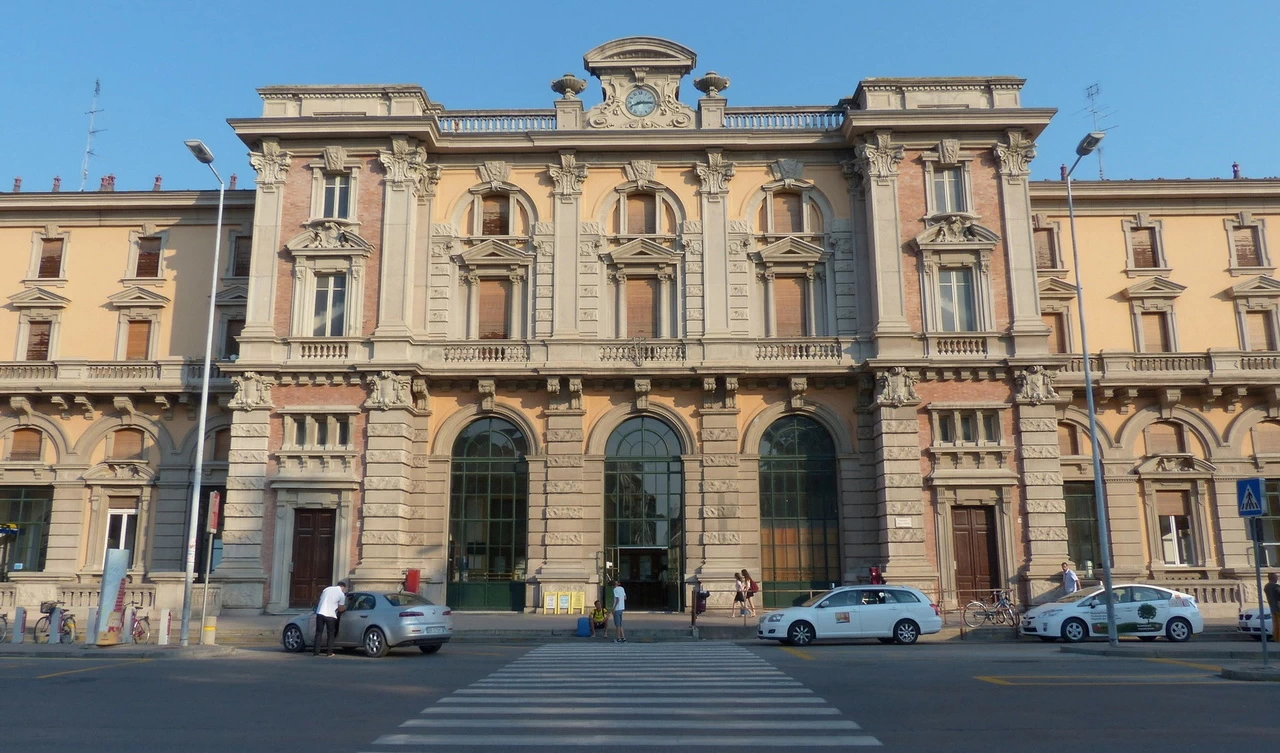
left=757, top=585, right=942, bottom=646
left=1021, top=584, right=1203, bottom=643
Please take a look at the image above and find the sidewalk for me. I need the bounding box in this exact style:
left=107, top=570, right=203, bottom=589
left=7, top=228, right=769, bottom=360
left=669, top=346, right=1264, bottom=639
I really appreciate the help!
left=0, top=642, right=237, bottom=659
left=1061, top=639, right=1273, bottom=661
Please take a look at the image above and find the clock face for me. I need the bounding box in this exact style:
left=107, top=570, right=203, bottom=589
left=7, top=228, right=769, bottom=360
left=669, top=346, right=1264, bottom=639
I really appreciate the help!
left=625, top=87, right=658, bottom=117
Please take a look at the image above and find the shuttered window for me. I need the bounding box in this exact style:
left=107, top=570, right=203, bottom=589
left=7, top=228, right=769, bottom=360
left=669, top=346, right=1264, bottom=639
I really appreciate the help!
left=626, top=278, right=659, bottom=339
left=774, top=276, right=806, bottom=337
left=626, top=194, right=656, bottom=235
left=38, top=238, right=65, bottom=278
left=134, top=237, right=162, bottom=277
left=1140, top=312, right=1171, bottom=353
left=1058, top=424, right=1080, bottom=456
left=773, top=193, right=803, bottom=234
left=1033, top=229, right=1056, bottom=269
left=231, top=236, right=252, bottom=277
left=1145, top=422, right=1185, bottom=455
left=25, top=321, right=51, bottom=361
left=110, top=428, right=145, bottom=460
left=1246, top=311, right=1276, bottom=351
left=212, top=428, right=231, bottom=461
left=1255, top=422, right=1280, bottom=454
left=125, top=320, right=152, bottom=360
left=1129, top=227, right=1159, bottom=269
left=1042, top=312, right=1067, bottom=353
left=478, top=278, right=511, bottom=339
left=1156, top=490, right=1190, bottom=518
left=1234, top=226, right=1261, bottom=267
left=9, top=428, right=43, bottom=462
left=481, top=196, right=509, bottom=236
left=222, top=318, right=244, bottom=359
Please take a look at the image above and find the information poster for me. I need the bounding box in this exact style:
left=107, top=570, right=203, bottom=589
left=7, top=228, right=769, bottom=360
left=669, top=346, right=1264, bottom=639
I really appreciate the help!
left=96, top=548, right=130, bottom=645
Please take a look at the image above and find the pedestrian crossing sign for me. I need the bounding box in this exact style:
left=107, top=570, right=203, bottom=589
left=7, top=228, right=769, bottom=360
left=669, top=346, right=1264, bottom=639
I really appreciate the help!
left=1237, top=478, right=1264, bottom=517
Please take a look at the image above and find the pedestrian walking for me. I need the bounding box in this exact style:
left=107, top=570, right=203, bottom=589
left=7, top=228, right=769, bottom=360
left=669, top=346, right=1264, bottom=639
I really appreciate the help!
left=732, top=573, right=748, bottom=616
left=313, top=579, right=348, bottom=657
left=1265, top=572, right=1280, bottom=643
left=741, top=569, right=759, bottom=616
left=1061, top=562, right=1080, bottom=594
left=611, top=579, right=627, bottom=643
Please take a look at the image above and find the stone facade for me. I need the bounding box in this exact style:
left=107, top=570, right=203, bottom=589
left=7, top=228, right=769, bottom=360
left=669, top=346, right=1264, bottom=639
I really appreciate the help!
left=1, top=37, right=1277, bottom=621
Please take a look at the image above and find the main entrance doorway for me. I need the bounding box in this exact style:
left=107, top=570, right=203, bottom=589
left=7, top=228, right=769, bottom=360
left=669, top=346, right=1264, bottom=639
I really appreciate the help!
left=289, top=508, right=335, bottom=608
left=952, top=505, right=1000, bottom=598
left=604, top=416, right=683, bottom=611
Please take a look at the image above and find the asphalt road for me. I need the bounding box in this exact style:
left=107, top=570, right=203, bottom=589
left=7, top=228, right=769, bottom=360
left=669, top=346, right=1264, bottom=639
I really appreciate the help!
left=1, top=640, right=1277, bottom=752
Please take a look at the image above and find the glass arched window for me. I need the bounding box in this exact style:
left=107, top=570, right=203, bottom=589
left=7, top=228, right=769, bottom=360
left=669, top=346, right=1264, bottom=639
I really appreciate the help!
left=759, top=415, right=838, bottom=607
left=447, top=417, right=529, bottom=611
left=604, top=416, right=683, bottom=611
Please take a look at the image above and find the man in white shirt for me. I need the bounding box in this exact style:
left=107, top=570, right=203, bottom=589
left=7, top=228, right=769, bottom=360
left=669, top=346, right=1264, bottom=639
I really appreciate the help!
left=314, top=580, right=348, bottom=657
left=611, top=580, right=627, bottom=644
left=1061, top=563, right=1080, bottom=595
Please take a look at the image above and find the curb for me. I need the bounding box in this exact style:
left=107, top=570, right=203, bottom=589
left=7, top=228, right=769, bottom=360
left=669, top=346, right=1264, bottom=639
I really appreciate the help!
left=1220, top=663, right=1280, bottom=682
left=0, top=645, right=239, bottom=660
left=1060, top=645, right=1270, bottom=660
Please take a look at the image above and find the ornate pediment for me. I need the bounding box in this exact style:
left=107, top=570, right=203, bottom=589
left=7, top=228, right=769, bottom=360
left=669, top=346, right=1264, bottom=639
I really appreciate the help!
left=8, top=287, right=71, bottom=309
left=1038, top=277, right=1078, bottom=301
left=456, top=239, right=534, bottom=266
left=582, top=37, right=697, bottom=129
left=1134, top=454, right=1216, bottom=475
left=84, top=461, right=155, bottom=484
left=914, top=214, right=1001, bottom=248
left=583, top=37, right=696, bottom=73
left=606, top=237, right=680, bottom=266
left=1228, top=275, right=1280, bottom=298
left=755, top=237, right=827, bottom=265
left=215, top=284, right=249, bottom=306
left=107, top=286, right=170, bottom=309
left=1124, top=276, right=1186, bottom=299
left=285, top=220, right=373, bottom=256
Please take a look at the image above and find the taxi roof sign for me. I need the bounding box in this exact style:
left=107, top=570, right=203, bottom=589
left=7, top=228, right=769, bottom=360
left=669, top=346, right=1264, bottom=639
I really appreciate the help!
left=1237, top=478, right=1264, bottom=517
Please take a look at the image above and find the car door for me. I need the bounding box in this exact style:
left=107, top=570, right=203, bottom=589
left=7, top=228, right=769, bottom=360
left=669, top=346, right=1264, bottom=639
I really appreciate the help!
left=1089, top=587, right=1137, bottom=635
left=1130, top=586, right=1170, bottom=634
left=337, top=593, right=377, bottom=646
left=850, top=589, right=900, bottom=637
left=811, top=590, right=858, bottom=638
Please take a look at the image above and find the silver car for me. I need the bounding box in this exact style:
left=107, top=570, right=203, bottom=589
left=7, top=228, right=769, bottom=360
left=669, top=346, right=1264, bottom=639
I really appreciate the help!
left=281, top=591, right=453, bottom=657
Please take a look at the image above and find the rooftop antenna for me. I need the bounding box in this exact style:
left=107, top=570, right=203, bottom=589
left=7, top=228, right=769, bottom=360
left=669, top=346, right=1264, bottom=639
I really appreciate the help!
left=1082, top=84, right=1117, bottom=180
left=79, top=79, right=106, bottom=191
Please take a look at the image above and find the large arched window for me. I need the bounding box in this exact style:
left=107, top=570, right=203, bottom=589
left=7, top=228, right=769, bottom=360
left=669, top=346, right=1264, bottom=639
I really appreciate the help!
left=759, top=415, right=839, bottom=607
left=604, top=416, right=683, bottom=611
left=447, top=417, right=529, bottom=611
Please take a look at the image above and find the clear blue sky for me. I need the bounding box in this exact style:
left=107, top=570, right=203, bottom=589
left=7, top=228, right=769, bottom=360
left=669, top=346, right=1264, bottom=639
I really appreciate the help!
left=3, top=0, right=1277, bottom=192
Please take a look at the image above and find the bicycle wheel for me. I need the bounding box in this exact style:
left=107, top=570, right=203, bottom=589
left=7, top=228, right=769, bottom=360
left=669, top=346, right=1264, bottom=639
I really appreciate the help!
left=991, top=606, right=1008, bottom=625
left=33, top=615, right=50, bottom=643
left=1000, top=605, right=1019, bottom=627
left=134, top=617, right=151, bottom=644
left=63, top=616, right=78, bottom=644
left=962, top=601, right=990, bottom=628
left=0, top=616, right=8, bottom=644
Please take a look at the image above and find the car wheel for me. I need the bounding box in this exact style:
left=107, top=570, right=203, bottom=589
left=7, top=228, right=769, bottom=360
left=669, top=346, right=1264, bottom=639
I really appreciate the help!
left=1138, top=636, right=1158, bottom=642
left=786, top=621, right=815, bottom=647
left=419, top=644, right=442, bottom=655
left=282, top=624, right=305, bottom=653
left=363, top=627, right=389, bottom=658
left=1038, top=636, right=1059, bottom=642
left=893, top=619, right=920, bottom=645
left=1166, top=617, right=1193, bottom=643
left=877, top=637, right=895, bottom=644
left=1061, top=618, right=1088, bottom=643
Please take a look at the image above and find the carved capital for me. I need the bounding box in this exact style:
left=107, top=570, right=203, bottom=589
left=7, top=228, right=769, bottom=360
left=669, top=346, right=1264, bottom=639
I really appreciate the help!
left=695, top=150, right=735, bottom=198
left=248, top=138, right=291, bottom=187
left=994, top=130, right=1036, bottom=180
left=852, top=131, right=904, bottom=188
left=548, top=151, right=588, bottom=200
left=378, top=136, right=440, bottom=197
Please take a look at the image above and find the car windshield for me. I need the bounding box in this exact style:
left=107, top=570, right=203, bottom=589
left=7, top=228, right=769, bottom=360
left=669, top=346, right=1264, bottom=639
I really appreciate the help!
left=1052, top=589, right=1102, bottom=604
left=384, top=592, right=433, bottom=607
left=800, top=590, right=838, bottom=607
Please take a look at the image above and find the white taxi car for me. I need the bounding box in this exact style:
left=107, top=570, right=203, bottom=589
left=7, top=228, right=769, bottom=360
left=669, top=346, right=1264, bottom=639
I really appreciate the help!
left=1020, top=584, right=1203, bottom=643
left=757, top=585, right=942, bottom=646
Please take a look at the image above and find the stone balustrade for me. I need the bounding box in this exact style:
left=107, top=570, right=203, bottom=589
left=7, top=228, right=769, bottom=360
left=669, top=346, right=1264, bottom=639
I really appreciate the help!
left=753, top=339, right=842, bottom=362
left=722, top=107, right=844, bottom=130
left=439, top=110, right=557, bottom=133
left=0, top=359, right=231, bottom=392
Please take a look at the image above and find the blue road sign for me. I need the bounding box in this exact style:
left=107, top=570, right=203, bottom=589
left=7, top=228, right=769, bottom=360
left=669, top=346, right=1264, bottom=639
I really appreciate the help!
left=1237, top=478, right=1264, bottom=517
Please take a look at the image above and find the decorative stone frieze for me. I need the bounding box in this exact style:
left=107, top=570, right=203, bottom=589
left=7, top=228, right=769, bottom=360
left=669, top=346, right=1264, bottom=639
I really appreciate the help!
left=700, top=505, right=741, bottom=518
left=1027, top=526, right=1069, bottom=541
left=1018, top=418, right=1058, bottom=433
left=702, top=532, right=743, bottom=545
left=1025, top=499, right=1067, bottom=514
left=546, top=429, right=583, bottom=443
left=702, top=455, right=740, bottom=467
left=546, top=455, right=584, bottom=467
left=544, top=506, right=585, bottom=519
left=888, top=528, right=925, bottom=543
left=544, top=481, right=584, bottom=494
left=545, top=532, right=584, bottom=545
left=700, top=428, right=738, bottom=442
left=701, top=480, right=738, bottom=493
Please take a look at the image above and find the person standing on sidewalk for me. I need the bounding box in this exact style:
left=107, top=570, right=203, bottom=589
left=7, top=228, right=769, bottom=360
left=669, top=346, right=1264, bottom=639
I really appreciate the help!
left=611, top=579, right=627, bottom=643
left=1061, top=563, right=1080, bottom=595
left=732, top=573, right=747, bottom=616
left=741, top=569, right=759, bottom=616
left=313, top=580, right=348, bottom=657
left=1265, top=572, right=1280, bottom=643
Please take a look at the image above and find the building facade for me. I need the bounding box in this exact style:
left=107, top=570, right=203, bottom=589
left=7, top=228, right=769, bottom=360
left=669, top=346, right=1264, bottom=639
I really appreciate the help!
left=1, top=37, right=1277, bottom=620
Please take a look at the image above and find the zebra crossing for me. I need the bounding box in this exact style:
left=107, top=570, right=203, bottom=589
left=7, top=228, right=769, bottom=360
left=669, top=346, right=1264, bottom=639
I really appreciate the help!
left=361, top=642, right=881, bottom=750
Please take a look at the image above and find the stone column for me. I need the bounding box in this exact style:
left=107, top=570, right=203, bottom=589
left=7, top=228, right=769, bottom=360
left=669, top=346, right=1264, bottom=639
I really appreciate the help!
left=549, top=152, right=587, bottom=337
left=842, top=410, right=881, bottom=580
left=681, top=222, right=706, bottom=338
left=43, top=472, right=88, bottom=575
left=374, top=137, right=439, bottom=358
left=657, top=272, right=673, bottom=338
left=1015, top=396, right=1070, bottom=603
left=870, top=368, right=932, bottom=588
left=612, top=272, right=627, bottom=337
left=240, top=139, right=292, bottom=362
left=760, top=270, right=776, bottom=337
left=694, top=376, right=747, bottom=605
left=696, top=151, right=734, bottom=337
left=419, top=454, right=451, bottom=605
left=354, top=390, right=420, bottom=591
left=537, top=378, right=590, bottom=600
left=464, top=273, right=479, bottom=339
left=994, top=130, right=1050, bottom=354
left=1102, top=460, right=1146, bottom=578
left=148, top=468, right=195, bottom=572
left=214, top=375, right=273, bottom=609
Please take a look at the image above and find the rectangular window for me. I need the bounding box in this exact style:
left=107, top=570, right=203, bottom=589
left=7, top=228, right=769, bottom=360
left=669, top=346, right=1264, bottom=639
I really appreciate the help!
left=958, top=413, right=977, bottom=443
left=1140, top=311, right=1171, bottom=353
left=315, top=417, right=329, bottom=448
left=938, top=268, right=976, bottom=332
left=1145, top=423, right=1185, bottom=455
left=938, top=414, right=955, bottom=444
left=105, top=503, right=139, bottom=569
left=323, top=175, right=351, bottom=219
left=481, top=196, right=509, bottom=236
left=773, top=276, right=807, bottom=338
left=932, top=167, right=965, bottom=213
left=222, top=318, right=245, bottom=359
left=1058, top=423, right=1080, bottom=456
left=336, top=417, right=350, bottom=447
left=293, top=417, right=307, bottom=447
left=1261, top=480, right=1280, bottom=567
left=1064, top=482, right=1102, bottom=569
left=38, top=238, right=65, bottom=279
left=626, top=277, right=659, bottom=339
left=626, top=194, right=656, bottom=235
left=125, top=320, right=152, bottom=360
left=772, top=193, right=803, bottom=234
left=0, top=487, right=53, bottom=573
left=212, top=428, right=231, bottom=462
left=134, top=237, right=162, bottom=278
left=1156, top=490, right=1195, bottom=566
left=982, top=413, right=1000, bottom=444
left=1246, top=310, right=1276, bottom=351
left=9, top=429, right=43, bottom=462
left=312, top=274, right=347, bottom=337
left=1129, top=227, right=1159, bottom=269
left=1033, top=228, right=1056, bottom=269
left=478, top=278, right=511, bottom=340
left=1234, top=226, right=1262, bottom=268
left=1042, top=312, right=1067, bottom=354
left=110, top=429, right=145, bottom=461
left=25, top=320, right=51, bottom=361
left=231, top=236, right=253, bottom=277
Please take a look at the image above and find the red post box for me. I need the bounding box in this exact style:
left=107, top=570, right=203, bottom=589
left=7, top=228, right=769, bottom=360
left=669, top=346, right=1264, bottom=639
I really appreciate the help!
left=403, top=568, right=421, bottom=593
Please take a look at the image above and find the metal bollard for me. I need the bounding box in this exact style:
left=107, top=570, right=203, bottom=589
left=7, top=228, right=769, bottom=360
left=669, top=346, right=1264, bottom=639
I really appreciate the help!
left=12, top=607, right=25, bottom=644
left=49, top=607, right=62, bottom=644
left=201, top=615, right=217, bottom=645
left=86, top=608, right=98, bottom=645
left=158, top=609, right=172, bottom=645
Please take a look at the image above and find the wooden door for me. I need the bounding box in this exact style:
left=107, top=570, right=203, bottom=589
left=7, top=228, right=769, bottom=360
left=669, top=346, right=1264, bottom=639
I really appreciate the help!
left=952, top=506, right=999, bottom=598
left=290, top=509, right=336, bottom=608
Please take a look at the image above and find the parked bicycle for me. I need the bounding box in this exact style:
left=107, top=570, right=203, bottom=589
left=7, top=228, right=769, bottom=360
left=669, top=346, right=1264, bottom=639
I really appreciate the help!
left=128, top=601, right=151, bottom=644
left=34, top=600, right=78, bottom=644
left=962, top=589, right=1020, bottom=628
left=0, top=613, right=8, bottom=643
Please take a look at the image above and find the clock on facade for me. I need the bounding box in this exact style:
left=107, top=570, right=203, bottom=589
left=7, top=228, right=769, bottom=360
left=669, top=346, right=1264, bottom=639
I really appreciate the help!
left=625, top=87, right=658, bottom=117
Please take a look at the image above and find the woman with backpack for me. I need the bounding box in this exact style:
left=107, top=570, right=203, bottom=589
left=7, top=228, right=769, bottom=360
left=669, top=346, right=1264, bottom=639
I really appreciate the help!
left=741, top=569, right=759, bottom=616
left=732, top=573, right=747, bottom=616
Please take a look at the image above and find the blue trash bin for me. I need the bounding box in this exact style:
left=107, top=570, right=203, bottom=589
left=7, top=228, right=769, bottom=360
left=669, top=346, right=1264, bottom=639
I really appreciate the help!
left=576, top=616, right=591, bottom=637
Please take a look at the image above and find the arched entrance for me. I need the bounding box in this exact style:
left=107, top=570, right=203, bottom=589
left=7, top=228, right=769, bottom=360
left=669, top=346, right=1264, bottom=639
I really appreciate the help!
left=758, top=414, right=839, bottom=607
left=446, top=417, right=528, bottom=611
left=604, top=416, right=683, bottom=611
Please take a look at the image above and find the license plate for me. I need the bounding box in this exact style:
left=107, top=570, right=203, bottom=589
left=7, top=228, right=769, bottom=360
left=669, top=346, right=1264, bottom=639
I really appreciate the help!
left=423, top=626, right=446, bottom=634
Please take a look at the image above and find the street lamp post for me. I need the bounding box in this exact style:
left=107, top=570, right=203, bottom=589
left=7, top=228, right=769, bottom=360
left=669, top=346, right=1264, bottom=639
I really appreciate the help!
left=181, top=139, right=225, bottom=647
left=1065, top=131, right=1119, bottom=647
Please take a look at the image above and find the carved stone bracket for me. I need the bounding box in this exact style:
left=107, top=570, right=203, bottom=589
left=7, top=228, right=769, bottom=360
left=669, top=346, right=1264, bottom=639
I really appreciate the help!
left=364, top=371, right=414, bottom=411
left=8, top=396, right=33, bottom=424
left=789, top=377, right=808, bottom=409
left=634, top=378, right=651, bottom=411
left=229, top=372, right=274, bottom=411
left=113, top=396, right=136, bottom=423
left=49, top=395, right=70, bottom=420
left=1015, top=365, right=1059, bottom=406
left=74, top=395, right=95, bottom=420
left=874, top=367, right=919, bottom=408
left=477, top=379, right=496, bottom=412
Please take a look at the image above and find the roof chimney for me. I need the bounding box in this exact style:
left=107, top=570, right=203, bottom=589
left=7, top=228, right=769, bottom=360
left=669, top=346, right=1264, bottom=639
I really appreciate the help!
left=1232, top=162, right=1241, bottom=179
left=11, top=177, right=21, bottom=193
left=99, top=175, right=109, bottom=191
left=52, top=176, right=61, bottom=192
left=153, top=175, right=163, bottom=191
left=1059, top=164, right=1067, bottom=181
left=229, top=174, right=238, bottom=190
